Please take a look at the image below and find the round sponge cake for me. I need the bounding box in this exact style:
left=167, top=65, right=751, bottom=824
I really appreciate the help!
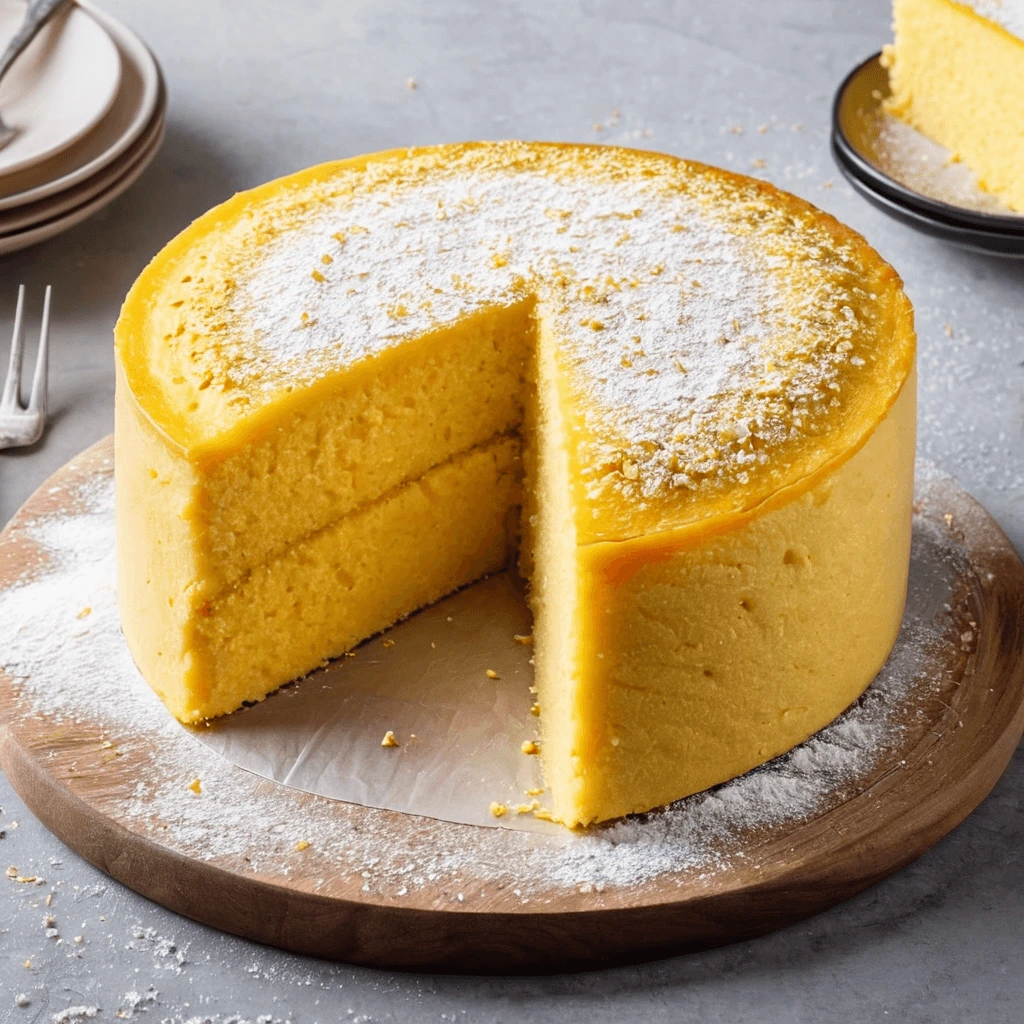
left=115, top=142, right=916, bottom=827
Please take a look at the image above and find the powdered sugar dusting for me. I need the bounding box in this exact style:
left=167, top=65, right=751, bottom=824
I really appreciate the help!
left=151, top=144, right=903, bottom=532
left=0, top=457, right=963, bottom=897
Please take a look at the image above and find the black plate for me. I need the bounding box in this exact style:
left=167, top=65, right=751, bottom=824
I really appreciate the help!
left=831, top=51, right=1024, bottom=253
left=832, top=139, right=1024, bottom=258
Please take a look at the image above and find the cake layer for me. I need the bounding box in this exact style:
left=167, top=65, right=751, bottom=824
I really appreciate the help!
left=884, top=0, right=1024, bottom=212
left=202, top=300, right=531, bottom=592
left=125, top=431, right=520, bottom=722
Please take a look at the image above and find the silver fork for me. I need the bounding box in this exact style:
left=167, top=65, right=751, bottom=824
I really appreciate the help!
left=0, top=285, right=51, bottom=449
left=0, top=0, right=75, bottom=152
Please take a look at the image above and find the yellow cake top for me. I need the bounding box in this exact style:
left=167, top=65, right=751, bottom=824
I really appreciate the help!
left=116, top=141, right=914, bottom=544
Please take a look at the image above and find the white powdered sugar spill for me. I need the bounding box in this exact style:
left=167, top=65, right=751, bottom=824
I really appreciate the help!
left=0, top=461, right=961, bottom=897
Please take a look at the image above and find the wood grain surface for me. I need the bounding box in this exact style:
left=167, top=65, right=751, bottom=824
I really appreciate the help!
left=1, top=438, right=1022, bottom=973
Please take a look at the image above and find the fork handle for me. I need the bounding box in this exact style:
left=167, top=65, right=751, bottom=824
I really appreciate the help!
left=0, top=0, right=75, bottom=89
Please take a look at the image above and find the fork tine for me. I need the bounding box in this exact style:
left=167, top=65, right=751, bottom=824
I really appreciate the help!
left=28, top=285, right=50, bottom=416
left=1, top=284, right=25, bottom=410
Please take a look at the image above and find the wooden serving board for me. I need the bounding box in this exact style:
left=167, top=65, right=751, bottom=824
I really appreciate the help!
left=1, top=437, right=1023, bottom=974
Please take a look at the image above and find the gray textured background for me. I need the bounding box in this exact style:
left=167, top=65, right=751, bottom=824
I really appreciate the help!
left=1, top=0, right=1022, bottom=1020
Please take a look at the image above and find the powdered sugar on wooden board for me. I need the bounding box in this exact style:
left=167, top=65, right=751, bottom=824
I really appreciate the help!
left=0, top=456, right=965, bottom=898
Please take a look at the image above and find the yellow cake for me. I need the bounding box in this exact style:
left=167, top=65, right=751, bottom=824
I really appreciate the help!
left=114, top=142, right=917, bottom=827
left=883, top=0, right=1024, bottom=212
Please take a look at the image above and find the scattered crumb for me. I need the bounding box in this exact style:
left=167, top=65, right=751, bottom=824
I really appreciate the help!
left=15, top=994, right=29, bottom=1008
left=489, top=801, right=508, bottom=818
left=73, top=935, right=83, bottom=945
left=485, top=668, right=499, bottom=679
left=520, top=740, right=539, bottom=755
left=757, top=124, right=767, bottom=134
left=382, top=638, right=395, bottom=648
left=405, top=77, right=417, bottom=90
left=187, top=778, right=201, bottom=795
left=821, top=179, right=834, bottom=189
left=728, top=125, right=744, bottom=135
left=752, top=158, right=767, bottom=169
left=52, top=1008, right=99, bottom=1024
left=944, top=513, right=954, bottom=527
left=76, top=606, right=91, bottom=619
left=294, top=840, right=310, bottom=852
left=115, top=988, right=159, bottom=1020
left=381, top=730, right=399, bottom=748
left=513, top=633, right=533, bottom=645
left=943, top=323, right=955, bottom=337
left=515, top=800, right=540, bottom=814
left=530, top=702, right=541, bottom=716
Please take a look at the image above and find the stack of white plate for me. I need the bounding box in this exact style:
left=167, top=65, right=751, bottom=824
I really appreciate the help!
left=0, top=0, right=165, bottom=257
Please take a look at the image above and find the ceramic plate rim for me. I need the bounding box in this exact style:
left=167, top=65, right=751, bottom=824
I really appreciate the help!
left=0, top=108, right=164, bottom=256
left=0, top=3, right=122, bottom=178
left=831, top=139, right=1024, bottom=259
left=0, top=1, right=160, bottom=213
left=0, top=83, right=166, bottom=235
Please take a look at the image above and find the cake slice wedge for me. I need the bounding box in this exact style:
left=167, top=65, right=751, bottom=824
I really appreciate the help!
left=883, top=0, right=1024, bottom=212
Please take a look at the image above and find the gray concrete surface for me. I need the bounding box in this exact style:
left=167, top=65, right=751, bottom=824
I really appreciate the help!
left=1, top=0, right=1022, bottom=1020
